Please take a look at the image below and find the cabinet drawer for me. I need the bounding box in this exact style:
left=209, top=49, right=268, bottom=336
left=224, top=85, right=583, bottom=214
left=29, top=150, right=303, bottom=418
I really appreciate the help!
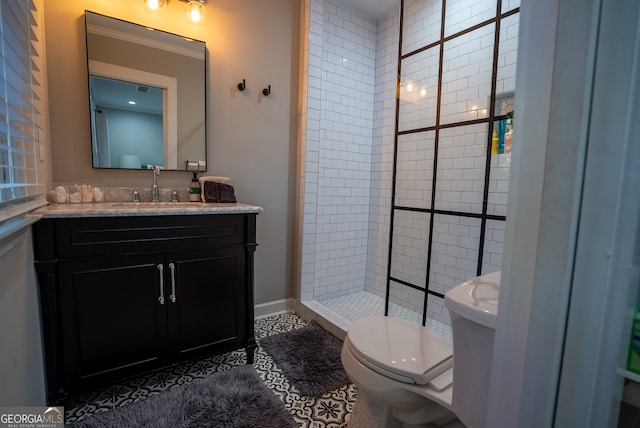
left=49, top=215, right=246, bottom=258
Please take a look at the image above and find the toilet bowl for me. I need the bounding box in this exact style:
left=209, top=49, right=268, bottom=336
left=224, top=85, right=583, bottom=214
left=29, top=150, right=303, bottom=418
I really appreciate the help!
left=341, top=317, right=461, bottom=427
left=341, top=271, right=500, bottom=428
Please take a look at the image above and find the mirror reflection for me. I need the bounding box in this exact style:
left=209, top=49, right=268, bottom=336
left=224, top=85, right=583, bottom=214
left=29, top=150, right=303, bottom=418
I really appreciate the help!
left=85, top=11, right=207, bottom=171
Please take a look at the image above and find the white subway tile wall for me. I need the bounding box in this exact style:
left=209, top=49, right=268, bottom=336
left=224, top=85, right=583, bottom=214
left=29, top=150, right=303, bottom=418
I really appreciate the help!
left=482, top=219, right=506, bottom=273
left=502, top=0, right=521, bottom=14
left=496, top=13, right=519, bottom=95
left=395, top=132, right=434, bottom=209
left=300, top=0, right=518, bottom=330
left=298, top=0, right=323, bottom=302
left=435, top=124, right=487, bottom=213
left=301, top=0, right=378, bottom=302
left=440, top=24, right=495, bottom=125
left=390, top=210, right=430, bottom=287
left=428, top=214, right=482, bottom=318
left=398, top=47, right=439, bottom=132
left=444, top=0, right=496, bottom=37
left=488, top=154, right=510, bottom=216
left=389, top=281, right=427, bottom=318
left=402, top=0, right=441, bottom=55
left=363, top=7, right=399, bottom=300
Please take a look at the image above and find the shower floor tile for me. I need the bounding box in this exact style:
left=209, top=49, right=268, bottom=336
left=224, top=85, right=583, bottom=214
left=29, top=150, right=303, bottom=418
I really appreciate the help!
left=308, top=290, right=452, bottom=340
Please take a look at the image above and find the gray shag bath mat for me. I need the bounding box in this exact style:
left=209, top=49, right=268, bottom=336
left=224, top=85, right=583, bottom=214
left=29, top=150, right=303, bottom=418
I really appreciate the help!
left=69, top=365, right=297, bottom=428
left=260, top=320, right=350, bottom=396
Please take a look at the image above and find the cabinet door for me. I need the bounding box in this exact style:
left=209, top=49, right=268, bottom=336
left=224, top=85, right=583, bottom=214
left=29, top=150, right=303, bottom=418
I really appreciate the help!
left=57, top=254, right=168, bottom=388
left=166, top=246, right=246, bottom=358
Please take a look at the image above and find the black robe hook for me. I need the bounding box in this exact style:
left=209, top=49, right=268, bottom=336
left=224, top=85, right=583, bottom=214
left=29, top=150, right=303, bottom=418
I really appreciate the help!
left=237, top=79, right=246, bottom=91
left=262, top=85, right=271, bottom=96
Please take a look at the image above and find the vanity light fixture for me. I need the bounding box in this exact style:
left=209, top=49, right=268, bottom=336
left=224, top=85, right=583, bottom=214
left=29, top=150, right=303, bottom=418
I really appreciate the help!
left=143, top=0, right=206, bottom=24
left=181, top=0, right=207, bottom=24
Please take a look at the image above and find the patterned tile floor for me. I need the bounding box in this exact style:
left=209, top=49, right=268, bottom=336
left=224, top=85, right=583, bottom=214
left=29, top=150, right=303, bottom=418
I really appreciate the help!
left=65, top=312, right=357, bottom=427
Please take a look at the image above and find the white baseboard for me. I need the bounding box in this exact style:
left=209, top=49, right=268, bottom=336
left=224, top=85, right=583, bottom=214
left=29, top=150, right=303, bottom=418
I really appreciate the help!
left=254, top=298, right=297, bottom=319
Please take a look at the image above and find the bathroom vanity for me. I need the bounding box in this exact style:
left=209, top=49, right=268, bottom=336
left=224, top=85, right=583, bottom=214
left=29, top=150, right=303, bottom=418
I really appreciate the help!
left=31, top=202, right=262, bottom=405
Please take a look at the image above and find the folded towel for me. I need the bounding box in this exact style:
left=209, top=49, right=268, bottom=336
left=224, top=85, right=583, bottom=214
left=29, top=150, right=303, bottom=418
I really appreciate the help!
left=203, top=181, right=237, bottom=203
left=199, top=176, right=231, bottom=202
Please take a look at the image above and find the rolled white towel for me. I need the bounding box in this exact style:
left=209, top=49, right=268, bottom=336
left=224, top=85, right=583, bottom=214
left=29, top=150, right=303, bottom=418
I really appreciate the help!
left=82, top=184, right=93, bottom=203
left=55, top=186, right=67, bottom=204
left=69, top=191, right=82, bottom=204
left=93, top=187, right=104, bottom=203
left=199, top=176, right=230, bottom=202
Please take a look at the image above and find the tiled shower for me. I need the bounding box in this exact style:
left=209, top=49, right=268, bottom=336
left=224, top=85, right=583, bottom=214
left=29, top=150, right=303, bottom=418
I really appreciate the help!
left=298, top=0, right=519, bottom=334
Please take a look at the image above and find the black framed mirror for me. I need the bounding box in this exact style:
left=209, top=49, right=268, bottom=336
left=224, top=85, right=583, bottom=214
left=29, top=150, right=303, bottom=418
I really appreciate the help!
left=85, top=11, right=207, bottom=171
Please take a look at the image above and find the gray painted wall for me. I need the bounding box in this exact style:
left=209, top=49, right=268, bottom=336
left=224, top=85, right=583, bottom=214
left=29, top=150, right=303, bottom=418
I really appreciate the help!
left=44, top=0, right=301, bottom=306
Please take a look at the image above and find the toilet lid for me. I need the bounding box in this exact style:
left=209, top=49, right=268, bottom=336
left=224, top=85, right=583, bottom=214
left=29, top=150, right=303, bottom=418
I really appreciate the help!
left=347, top=316, right=453, bottom=385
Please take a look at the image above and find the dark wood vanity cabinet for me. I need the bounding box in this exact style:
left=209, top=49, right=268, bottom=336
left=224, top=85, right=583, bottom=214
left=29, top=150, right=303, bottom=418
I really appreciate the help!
left=33, top=213, right=258, bottom=405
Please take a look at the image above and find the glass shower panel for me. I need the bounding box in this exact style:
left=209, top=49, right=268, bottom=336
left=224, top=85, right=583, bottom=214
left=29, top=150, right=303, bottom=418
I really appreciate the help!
left=434, top=124, right=487, bottom=214
left=502, top=0, right=520, bottom=14
left=429, top=213, right=481, bottom=296
left=388, top=281, right=425, bottom=323
left=487, top=120, right=511, bottom=216
left=426, top=293, right=453, bottom=331
left=444, top=0, right=496, bottom=38
left=395, top=131, right=435, bottom=210
left=440, top=23, right=495, bottom=125
left=495, top=13, right=519, bottom=95
left=398, top=46, right=439, bottom=132
left=402, top=0, right=442, bottom=55
left=482, top=219, right=505, bottom=274
left=390, top=210, right=431, bottom=288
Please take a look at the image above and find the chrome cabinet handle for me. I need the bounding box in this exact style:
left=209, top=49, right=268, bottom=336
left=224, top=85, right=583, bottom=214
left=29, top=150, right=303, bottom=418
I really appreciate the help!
left=168, top=262, right=176, bottom=303
left=157, top=264, right=165, bottom=304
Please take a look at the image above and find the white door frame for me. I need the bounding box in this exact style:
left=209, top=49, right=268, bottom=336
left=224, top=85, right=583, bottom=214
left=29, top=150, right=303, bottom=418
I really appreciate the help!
left=486, top=0, right=640, bottom=426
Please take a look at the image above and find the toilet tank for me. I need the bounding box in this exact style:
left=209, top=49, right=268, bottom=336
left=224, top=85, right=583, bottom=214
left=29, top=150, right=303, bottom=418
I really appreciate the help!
left=444, top=271, right=500, bottom=428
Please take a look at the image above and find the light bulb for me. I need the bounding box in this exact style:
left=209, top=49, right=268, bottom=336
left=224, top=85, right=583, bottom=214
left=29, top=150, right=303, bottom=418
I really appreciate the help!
left=406, top=81, right=414, bottom=92
left=144, top=0, right=167, bottom=12
left=185, top=1, right=206, bottom=23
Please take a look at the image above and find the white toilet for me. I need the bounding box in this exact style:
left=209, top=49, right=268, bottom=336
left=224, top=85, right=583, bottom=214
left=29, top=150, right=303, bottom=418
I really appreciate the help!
left=341, top=271, right=500, bottom=428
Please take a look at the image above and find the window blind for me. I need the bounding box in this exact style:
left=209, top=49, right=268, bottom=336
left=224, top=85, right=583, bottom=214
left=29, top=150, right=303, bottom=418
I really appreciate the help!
left=0, top=0, right=46, bottom=208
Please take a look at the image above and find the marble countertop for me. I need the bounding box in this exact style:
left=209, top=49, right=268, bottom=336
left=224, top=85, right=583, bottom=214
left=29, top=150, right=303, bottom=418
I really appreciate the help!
left=30, top=202, right=264, bottom=218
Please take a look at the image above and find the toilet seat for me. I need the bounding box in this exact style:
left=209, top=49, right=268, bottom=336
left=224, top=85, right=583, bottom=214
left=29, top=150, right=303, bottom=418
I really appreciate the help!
left=346, top=316, right=453, bottom=385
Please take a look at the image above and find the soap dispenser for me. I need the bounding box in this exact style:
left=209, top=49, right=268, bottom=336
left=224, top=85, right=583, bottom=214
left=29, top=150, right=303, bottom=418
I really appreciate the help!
left=189, top=172, right=201, bottom=202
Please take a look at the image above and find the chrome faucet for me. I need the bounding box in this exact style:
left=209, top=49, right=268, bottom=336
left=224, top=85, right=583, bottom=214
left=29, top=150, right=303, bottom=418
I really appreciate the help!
left=151, top=165, right=160, bottom=202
